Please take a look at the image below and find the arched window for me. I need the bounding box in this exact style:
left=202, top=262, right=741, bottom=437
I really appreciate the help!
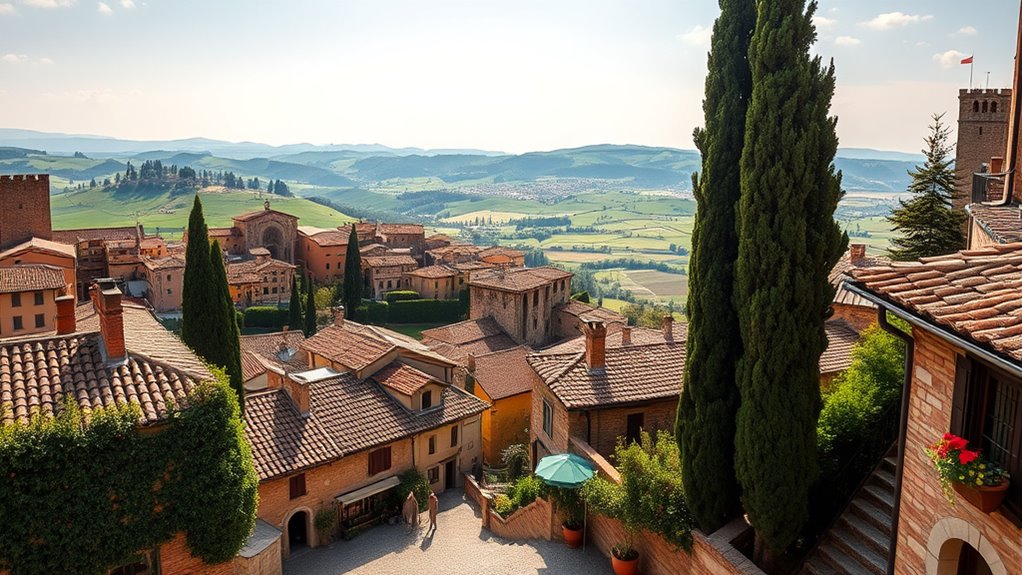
left=983, top=101, right=989, bottom=113
left=991, top=101, right=998, bottom=113
left=974, top=100, right=980, bottom=113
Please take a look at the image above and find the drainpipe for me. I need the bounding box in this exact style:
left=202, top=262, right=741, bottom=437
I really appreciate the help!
left=877, top=307, right=914, bottom=575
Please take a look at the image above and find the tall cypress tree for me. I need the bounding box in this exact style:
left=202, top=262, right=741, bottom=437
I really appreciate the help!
left=342, top=225, right=362, bottom=317
left=208, top=240, right=244, bottom=411
left=181, top=195, right=220, bottom=362
left=677, top=0, right=755, bottom=533
left=734, top=0, right=846, bottom=563
left=304, top=273, right=317, bottom=337
left=288, top=274, right=303, bottom=330
left=887, top=113, right=966, bottom=261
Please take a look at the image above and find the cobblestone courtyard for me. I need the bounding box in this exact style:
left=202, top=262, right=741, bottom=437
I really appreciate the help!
left=283, top=491, right=609, bottom=575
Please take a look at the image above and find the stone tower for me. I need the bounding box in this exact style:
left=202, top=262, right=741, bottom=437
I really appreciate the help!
left=0, top=174, right=52, bottom=250
left=954, top=89, right=1011, bottom=209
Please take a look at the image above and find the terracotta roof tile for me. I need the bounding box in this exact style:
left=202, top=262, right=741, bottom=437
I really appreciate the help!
left=0, top=265, right=66, bottom=293
left=372, top=362, right=435, bottom=395
left=240, top=330, right=308, bottom=379
left=968, top=204, right=1022, bottom=244
left=301, top=324, right=394, bottom=371
left=142, top=255, right=185, bottom=271
left=479, top=246, right=523, bottom=258
left=51, top=226, right=141, bottom=244
left=298, top=227, right=349, bottom=247
left=820, top=320, right=861, bottom=375
left=829, top=249, right=891, bottom=309
left=0, top=237, right=77, bottom=260
left=407, top=265, right=457, bottom=279
left=556, top=300, right=627, bottom=326
left=472, top=346, right=536, bottom=400
left=362, top=255, right=417, bottom=268
left=469, top=266, right=573, bottom=292
left=233, top=208, right=298, bottom=222
left=850, top=243, right=1022, bottom=364
left=378, top=224, right=425, bottom=236
left=540, top=324, right=687, bottom=354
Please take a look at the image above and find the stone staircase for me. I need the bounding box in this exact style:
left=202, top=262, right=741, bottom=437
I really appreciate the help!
left=801, top=453, right=897, bottom=575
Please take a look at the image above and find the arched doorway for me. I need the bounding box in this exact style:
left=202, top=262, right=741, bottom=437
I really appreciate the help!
left=928, top=519, right=1007, bottom=575
left=287, top=510, right=309, bottom=553
left=936, top=539, right=993, bottom=575
left=261, top=226, right=284, bottom=260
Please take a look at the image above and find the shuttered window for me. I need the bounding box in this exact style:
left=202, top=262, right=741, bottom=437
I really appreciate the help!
left=368, top=447, right=392, bottom=476
left=289, top=473, right=307, bottom=500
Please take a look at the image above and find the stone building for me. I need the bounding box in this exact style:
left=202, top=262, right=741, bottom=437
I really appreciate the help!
left=0, top=265, right=68, bottom=339
left=202, top=201, right=299, bottom=263
left=296, top=226, right=348, bottom=284
left=468, top=266, right=573, bottom=347
left=553, top=299, right=628, bottom=340
left=828, top=243, right=891, bottom=331
left=955, top=88, right=1011, bottom=210
left=375, top=223, right=426, bottom=255
left=361, top=254, right=417, bottom=300
left=0, top=174, right=51, bottom=251
left=226, top=250, right=296, bottom=308
left=405, top=265, right=459, bottom=300
left=140, top=254, right=185, bottom=313
left=478, top=246, right=525, bottom=267
left=51, top=225, right=144, bottom=300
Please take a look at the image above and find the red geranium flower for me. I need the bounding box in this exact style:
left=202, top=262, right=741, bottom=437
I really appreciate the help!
left=959, top=449, right=979, bottom=465
left=948, top=436, right=968, bottom=451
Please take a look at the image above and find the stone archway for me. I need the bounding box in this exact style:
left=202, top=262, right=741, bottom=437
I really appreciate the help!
left=926, top=517, right=1007, bottom=575
left=261, top=225, right=284, bottom=260
left=282, top=506, right=316, bottom=558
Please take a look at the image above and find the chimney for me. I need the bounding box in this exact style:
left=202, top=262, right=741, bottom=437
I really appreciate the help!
left=621, top=325, right=632, bottom=346
left=991, top=156, right=1005, bottom=174
left=91, top=278, right=126, bottom=363
left=582, top=320, right=607, bottom=371
left=282, top=325, right=289, bottom=332
left=333, top=306, right=345, bottom=327
left=467, top=352, right=477, bottom=373
left=55, top=295, right=76, bottom=335
left=284, top=374, right=311, bottom=415
left=662, top=315, right=674, bottom=340
left=849, top=244, right=867, bottom=261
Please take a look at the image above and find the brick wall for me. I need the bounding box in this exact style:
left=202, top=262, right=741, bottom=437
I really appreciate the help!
left=530, top=377, right=571, bottom=459
left=585, top=399, right=678, bottom=459
left=831, top=302, right=877, bottom=333
left=0, top=174, right=52, bottom=250
left=160, top=533, right=234, bottom=575
left=955, top=89, right=1011, bottom=211
left=487, top=495, right=557, bottom=542
left=893, top=329, right=1022, bottom=574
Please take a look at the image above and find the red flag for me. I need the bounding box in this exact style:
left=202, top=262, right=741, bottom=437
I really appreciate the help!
left=961, top=55, right=974, bottom=64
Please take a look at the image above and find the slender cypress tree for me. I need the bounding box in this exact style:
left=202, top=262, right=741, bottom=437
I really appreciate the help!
left=288, top=275, right=303, bottom=330
left=181, top=195, right=220, bottom=361
left=208, top=240, right=244, bottom=411
left=677, top=0, right=755, bottom=533
left=304, top=273, right=317, bottom=337
left=887, top=113, right=966, bottom=260
left=734, top=0, right=846, bottom=563
left=342, top=225, right=362, bottom=317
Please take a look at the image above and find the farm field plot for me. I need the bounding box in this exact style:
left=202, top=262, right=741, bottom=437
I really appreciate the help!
left=594, top=268, right=688, bottom=303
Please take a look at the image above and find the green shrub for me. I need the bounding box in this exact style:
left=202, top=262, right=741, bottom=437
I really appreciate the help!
left=242, top=306, right=288, bottom=328
left=388, top=299, right=464, bottom=323
left=314, top=508, right=337, bottom=539
left=493, top=494, right=514, bottom=516
left=351, top=300, right=389, bottom=325
left=570, top=291, right=590, bottom=303
left=494, top=475, right=546, bottom=517
left=395, top=468, right=431, bottom=512
left=549, top=486, right=584, bottom=529
left=501, top=443, right=530, bottom=482
left=384, top=290, right=420, bottom=303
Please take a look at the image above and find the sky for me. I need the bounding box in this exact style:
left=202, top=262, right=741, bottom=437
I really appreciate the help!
left=0, top=0, right=1019, bottom=154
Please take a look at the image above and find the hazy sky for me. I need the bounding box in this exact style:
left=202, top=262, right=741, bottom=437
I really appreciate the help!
left=1, top=0, right=1018, bottom=153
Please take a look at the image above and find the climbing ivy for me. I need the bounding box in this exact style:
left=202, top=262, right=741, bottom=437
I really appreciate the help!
left=0, top=376, right=258, bottom=575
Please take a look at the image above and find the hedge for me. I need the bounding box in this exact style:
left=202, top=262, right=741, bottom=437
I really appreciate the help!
left=351, top=301, right=389, bottom=325
left=384, top=290, right=420, bottom=303
left=388, top=299, right=464, bottom=324
left=242, top=306, right=289, bottom=329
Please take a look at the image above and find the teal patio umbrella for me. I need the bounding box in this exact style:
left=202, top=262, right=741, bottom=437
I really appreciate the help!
left=534, top=453, right=595, bottom=549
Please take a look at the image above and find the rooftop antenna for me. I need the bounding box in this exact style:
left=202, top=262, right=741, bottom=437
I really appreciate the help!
left=986, top=71, right=991, bottom=91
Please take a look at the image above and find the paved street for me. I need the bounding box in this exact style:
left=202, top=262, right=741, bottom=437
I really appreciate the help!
left=283, top=491, right=609, bottom=575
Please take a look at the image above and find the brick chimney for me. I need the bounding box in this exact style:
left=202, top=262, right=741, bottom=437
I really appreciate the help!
left=467, top=352, right=476, bottom=373
left=621, top=325, right=632, bottom=346
left=662, top=315, right=674, bottom=340
left=991, top=156, right=1005, bottom=174
left=91, top=278, right=126, bottom=363
left=283, top=374, right=311, bottom=416
left=849, top=244, right=867, bottom=261
left=333, top=306, right=345, bottom=327
left=55, top=295, right=76, bottom=335
left=582, top=320, right=607, bottom=370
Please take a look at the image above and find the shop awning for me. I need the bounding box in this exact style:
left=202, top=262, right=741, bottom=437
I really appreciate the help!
left=335, top=475, right=400, bottom=505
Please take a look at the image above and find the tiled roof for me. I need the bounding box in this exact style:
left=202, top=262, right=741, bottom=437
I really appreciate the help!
left=51, top=226, right=141, bottom=244
left=378, top=223, right=425, bottom=236
left=249, top=247, right=271, bottom=257
left=241, top=351, right=267, bottom=382
left=528, top=339, right=685, bottom=409
left=541, top=324, right=687, bottom=353
left=830, top=250, right=890, bottom=309
left=479, top=246, right=523, bottom=259
left=406, top=265, right=457, bottom=279
left=362, top=255, right=417, bottom=268
left=849, top=242, right=1022, bottom=364
left=421, top=318, right=518, bottom=364
left=360, top=243, right=389, bottom=255
left=967, top=203, right=1022, bottom=244
left=820, top=320, right=861, bottom=375
left=372, top=362, right=435, bottom=395
left=301, top=324, right=394, bottom=371
left=0, top=265, right=66, bottom=293
left=240, top=330, right=308, bottom=378
left=473, top=346, right=535, bottom=400
left=447, top=261, right=495, bottom=272
left=0, top=237, right=77, bottom=260
left=469, top=266, right=573, bottom=292
left=299, top=227, right=349, bottom=247
left=208, top=227, right=241, bottom=238
left=139, top=237, right=165, bottom=249
left=556, top=300, right=627, bottom=325
left=428, top=244, right=482, bottom=257
left=226, top=258, right=296, bottom=284
left=244, top=372, right=488, bottom=480
left=233, top=208, right=298, bottom=222
left=142, top=255, right=185, bottom=271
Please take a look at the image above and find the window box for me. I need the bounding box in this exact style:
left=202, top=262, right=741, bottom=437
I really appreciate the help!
left=953, top=478, right=1011, bottom=513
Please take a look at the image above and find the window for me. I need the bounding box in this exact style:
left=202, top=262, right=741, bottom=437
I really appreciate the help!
left=272, top=287, right=278, bottom=294
left=450, top=425, right=459, bottom=447
left=428, top=435, right=436, bottom=455
left=973, top=100, right=980, bottom=113
left=992, top=101, right=999, bottom=113
left=108, top=550, right=156, bottom=575
left=166, top=289, right=172, bottom=295
left=368, top=447, right=392, bottom=476
left=289, top=473, right=307, bottom=499
left=983, top=100, right=989, bottom=113
left=263, top=287, right=269, bottom=295
left=166, top=274, right=171, bottom=281
left=542, top=399, right=553, bottom=438
left=953, top=357, right=1022, bottom=515
left=34, top=314, right=44, bottom=328
left=326, top=263, right=331, bottom=269
left=533, top=290, right=539, bottom=305
left=33, top=291, right=43, bottom=306
left=11, top=293, right=20, bottom=308
left=422, top=390, right=433, bottom=409
left=626, top=413, right=644, bottom=444
left=428, top=466, right=440, bottom=483
left=12, top=316, right=23, bottom=331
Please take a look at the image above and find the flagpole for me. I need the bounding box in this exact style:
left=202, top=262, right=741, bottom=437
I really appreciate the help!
left=971, top=60, right=974, bottom=90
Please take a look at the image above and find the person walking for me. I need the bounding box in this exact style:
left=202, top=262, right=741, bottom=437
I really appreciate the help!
left=403, top=491, right=419, bottom=533
left=428, top=491, right=439, bottom=532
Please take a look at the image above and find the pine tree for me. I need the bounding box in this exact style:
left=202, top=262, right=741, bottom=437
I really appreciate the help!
left=181, top=195, right=221, bottom=362
left=887, top=113, right=966, bottom=260
left=734, top=0, right=846, bottom=563
left=288, top=274, right=303, bottom=330
left=208, top=240, right=244, bottom=411
left=342, top=226, right=362, bottom=317
left=677, top=0, right=754, bottom=533
left=304, top=273, right=317, bottom=337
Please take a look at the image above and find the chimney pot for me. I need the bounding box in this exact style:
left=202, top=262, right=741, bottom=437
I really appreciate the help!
left=849, top=244, right=867, bottom=261
left=621, top=326, right=632, bottom=346
left=333, top=306, right=345, bottom=327
left=582, top=320, right=607, bottom=370
left=55, top=295, right=76, bottom=335
left=91, top=278, right=126, bottom=363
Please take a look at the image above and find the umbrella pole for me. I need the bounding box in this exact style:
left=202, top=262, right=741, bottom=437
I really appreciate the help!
left=583, top=500, right=587, bottom=552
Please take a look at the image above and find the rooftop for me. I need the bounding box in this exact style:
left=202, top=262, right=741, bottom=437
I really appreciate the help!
left=51, top=226, right=141, bottom=244
left=820, top=319, right=862, bottom=375
left=406, top=264, right=458, bottom=279
left=829, top=248, right=890, bottom=309
left=372, top=361, right=436, bottom=395
left=239, top=329, right=308, bottom=380
left=362, top=255, right=417, bottom=268
left=0, top=237, right=77, bottom=260
left=378, top=223, right=425, bottom=236
left=422, top=318, right=518, bottom=364
left=472, top=346, right=535, bottom=400
left=232, top=206, right=298, bottom=222
left=556, top=300, right=628, bottom=326
left=226, top=258, right=296, bottom=284
left=142, top=255, right=185, bottom=271
left=0, top=264, right=66, bottom=294
left=469, top=266, right=573, bottom=292
left=302, top=319, right=452, bottom=372
left=967, top=203, right=1022, bottom=244
left=298, top=227, right=349, bottom=247
left=850, top=242, right=1022, bottom=364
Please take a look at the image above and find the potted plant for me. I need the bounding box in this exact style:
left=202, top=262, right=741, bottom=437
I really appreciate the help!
left=926, top=433, right=1010, bottom=513
left=549, top=486, right=585, bottom=549
left=314, top=508, right=338, bottom=544
left=583, top=476, right=639, bottom=575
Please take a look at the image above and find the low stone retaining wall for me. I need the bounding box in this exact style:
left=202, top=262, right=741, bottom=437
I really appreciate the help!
left=487, top=496, right=557, bottom=542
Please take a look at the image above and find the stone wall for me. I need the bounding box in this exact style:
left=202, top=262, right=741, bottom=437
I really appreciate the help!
left=487, top=495, right=558, bottom=542
left=0, top=174, right=51, bottom=251
left=584, top=398, right=678, bottom=459
left=955, top=88, right=1011, bottom=211
left=233, top=538, right=281, bottom=575
left=160, top=533, right=234, bottom=575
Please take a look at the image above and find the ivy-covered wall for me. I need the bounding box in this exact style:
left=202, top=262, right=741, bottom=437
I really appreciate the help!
left=0, top=378, right=258, bottom=575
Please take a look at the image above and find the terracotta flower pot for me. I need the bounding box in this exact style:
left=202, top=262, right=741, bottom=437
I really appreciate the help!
left=562, top=524, right=583, bottom=549
left=611, top=553, right=639, bottom=575
left=953, top=478, right=1010, bottom=513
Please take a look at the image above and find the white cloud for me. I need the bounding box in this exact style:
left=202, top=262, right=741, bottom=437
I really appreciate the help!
left=0, top=3, right=15, bottom=14
left=835, top=36, right=861, bottom=47
left=38, top=56, right=54, bottom=65
left=862, top=12, right=934, bottom=31
left=96, top=1, right=110, bottom=13
left=2, top=53, right=28, bottom=63
left=933, top=49, right=968, bottom=69
left=119, top=0, right=132, bottom=7
left=955, top=26, right=977, bottom=36
left=20, top=0, right=75, bottom=7
left=678, top=25, right=712, bottom=48
left=813, top=16, right=837, bottom=30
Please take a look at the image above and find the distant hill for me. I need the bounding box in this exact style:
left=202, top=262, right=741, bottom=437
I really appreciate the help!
left=836, top=147, right=924, bottom=163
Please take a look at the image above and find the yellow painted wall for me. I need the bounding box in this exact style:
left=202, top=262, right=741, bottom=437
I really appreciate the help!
left=479, top=390, right=531, bottom=464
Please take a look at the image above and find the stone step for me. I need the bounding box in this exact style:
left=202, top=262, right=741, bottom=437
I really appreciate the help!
left=818, top=542, right=871, bottom=575
left=840, top=513, right=891, bottom=556
left=831, top=525, right=887, bottom=575
left=861, top=484, right=895, bottom=514
left=872, top=468, right=896, bottom=490
left=849, top=498, right=893, bottom=536
left=801, top=555, right=842, bottom=575
left=881, top=456, right=897, bottom=474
